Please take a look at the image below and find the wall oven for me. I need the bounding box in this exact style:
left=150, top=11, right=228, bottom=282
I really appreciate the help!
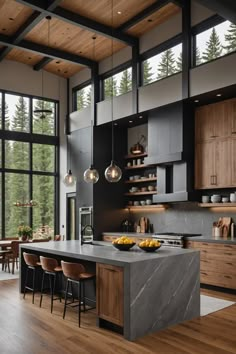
left=79, top=206, right=93, bottom=244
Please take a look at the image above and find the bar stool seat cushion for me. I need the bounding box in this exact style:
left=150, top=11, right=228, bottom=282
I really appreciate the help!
left=54, top=266, right=62, bottom=272
left=79, top=272, right=95, bottom=280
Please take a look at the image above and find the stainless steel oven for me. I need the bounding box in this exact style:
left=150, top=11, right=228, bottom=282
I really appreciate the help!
left=79, top=206, right=93, bottom=244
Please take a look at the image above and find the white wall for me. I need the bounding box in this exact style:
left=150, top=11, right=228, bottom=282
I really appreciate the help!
left=191, top=0, right=215, bottom=26
left=0, top=59, right=70, bottom=238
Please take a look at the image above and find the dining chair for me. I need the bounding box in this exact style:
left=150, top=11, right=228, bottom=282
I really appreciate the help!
left=5, top=240, right=28, bottom=274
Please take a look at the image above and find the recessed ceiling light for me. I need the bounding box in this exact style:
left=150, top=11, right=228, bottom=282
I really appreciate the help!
left=129, top=120, right=133, bottom=123
left=194, top=99, right=199, bottom=103
left=216, top=93, right=222, bottom=97
left=139, top=115, right=143, bottom=119
left=147, top=19, right=153, bottom=22
left=114, top=122, right=118, bottom=126
left=56, top=61, right=60, bottom=64
left=28, top=57, right=32, bottom=60
left=117, top=11, right=122, bottom=15
left=9, top=18, right=14, bottom=21
left=2, top=28, right=6, bottom=31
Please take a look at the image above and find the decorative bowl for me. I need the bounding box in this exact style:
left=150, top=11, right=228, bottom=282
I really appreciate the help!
left=138, top=245, right=161, bottom=252
left=113, top=243, right=136, bottom=251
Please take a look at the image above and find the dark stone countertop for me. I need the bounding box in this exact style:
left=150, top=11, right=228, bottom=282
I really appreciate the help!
left=20, top=240, right=198, bottom=267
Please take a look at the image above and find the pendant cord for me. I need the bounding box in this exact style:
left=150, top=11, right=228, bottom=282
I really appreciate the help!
left=111, top=0, right=114, bottom=162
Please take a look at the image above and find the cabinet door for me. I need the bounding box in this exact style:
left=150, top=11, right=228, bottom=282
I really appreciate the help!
left=96, top=263, right=124, bottom=326
left=215, top=138, right=231, bottom=187
left=195, top=106, right=214, bottom=142
left=227, top=98, right=236, bottom=136
left=231, top=137, right=236, bottom=185
left=195, top=141, right=215, bottom=189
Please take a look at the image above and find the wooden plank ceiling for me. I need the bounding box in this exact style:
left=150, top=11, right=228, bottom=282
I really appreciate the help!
left=0, top=0, right=181, bottom=78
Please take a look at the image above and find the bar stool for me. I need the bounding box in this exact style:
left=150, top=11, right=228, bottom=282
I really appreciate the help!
left=61, top=261, right=96, bottom=327
left=39, top=256, right=62, bottom=313
left=23, top=252, right=41, bottom=304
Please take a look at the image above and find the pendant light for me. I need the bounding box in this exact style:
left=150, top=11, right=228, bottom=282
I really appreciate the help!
left=104, top=0, right=122, bottom=183
left=34, top=16, right=52, bottom=118
left=84, top=36, right=99, bottom=184
left=63, top=134, right=76, bottom=187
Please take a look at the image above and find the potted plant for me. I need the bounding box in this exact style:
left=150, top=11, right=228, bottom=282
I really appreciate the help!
left=18, top=225, right=33, bottom=241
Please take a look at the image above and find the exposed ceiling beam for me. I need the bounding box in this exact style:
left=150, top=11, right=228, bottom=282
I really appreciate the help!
left=0, top=34, right=95, bottom=67
left=195, top=0, right=236, bottom=24
left=0, top=0, right=62, bottom=62
left=34, top=57, right=53, bottom=71
left=15, top=0, right=138, bottom=46
left=118, top=0, right=172, bottom=32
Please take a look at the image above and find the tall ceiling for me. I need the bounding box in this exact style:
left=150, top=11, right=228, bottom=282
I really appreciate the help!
left=0, top=0, right=181, bottom=78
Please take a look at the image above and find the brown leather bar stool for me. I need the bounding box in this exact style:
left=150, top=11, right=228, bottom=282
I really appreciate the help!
left=61, top=261, right=96, bottom=327
left=39, top=256, right=62, bottom=313
left=23, top=252, right=41, bottom=304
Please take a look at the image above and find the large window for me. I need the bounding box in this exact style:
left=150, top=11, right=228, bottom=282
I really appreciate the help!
left=75, top=84, right=91, bottom=111
left=142, top=43, right=182, bottom=86
left=195, top=20, right=236, bottom=66
left=103, top=67, right=132, bottom=100
left=0, top=91, right=58, bottom=239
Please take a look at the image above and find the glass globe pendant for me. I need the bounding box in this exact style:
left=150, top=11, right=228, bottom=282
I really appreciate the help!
left=105, top=160, right=122, bottom=183
left=84, top=165, right=99, bottom=184
left=63, top=169, right=76, bottom=187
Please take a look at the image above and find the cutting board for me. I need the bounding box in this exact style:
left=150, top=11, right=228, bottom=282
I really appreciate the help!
left=221, top=217, right=231, bottom=237
left=139, top=217, right=149, bottom=233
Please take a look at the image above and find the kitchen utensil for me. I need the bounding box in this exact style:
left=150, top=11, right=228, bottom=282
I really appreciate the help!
left=134, top=175, right=141, bottom=180
left=133, top=201, right=139, bottom=206
left=202, top=195, right=210, bottom=203
left=141, top=187, right=147, bottom=192
left=146, top=199, right=152, bottom=205
left=222, top=197, right=229, bottom=203
left=230, top=193, right=236, bottom=202
left=211, top=195, right=221, bottom=203
left=148, top=185, right=154, bottom=191
left=140, top=200, right=146, bottom=206
left=140, top=217, right=146, bottom=233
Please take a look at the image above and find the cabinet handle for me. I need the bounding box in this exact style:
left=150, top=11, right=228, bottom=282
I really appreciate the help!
left=107, top=269, right=116, bottom=272
left=224, top=275, right=232, bottom=279
left=210, top=135, right=218, bottom=138
left=226, top=262, right=233, bottom=266
left=210, top=176, right=213, bottom=185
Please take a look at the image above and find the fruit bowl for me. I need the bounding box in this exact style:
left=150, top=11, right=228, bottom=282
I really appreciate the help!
left=138, top=244, right=161, bottom=252
left=113, top=243, right=136, bottom=251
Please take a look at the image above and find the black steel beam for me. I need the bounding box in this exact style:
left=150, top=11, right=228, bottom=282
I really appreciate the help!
left=182, top=0, right=192, bottom=99
left=34, top=57, right=53, bottom=71
left=15, top=0, right=138, bottom=46
left=131, top=44, right=139, bottom=114
left=0, top=34, right=95, bottom=67
left=195, top=0, right=236, bottom=24
left=118, top=0, right=171, bottom=32
left=0, top=0, right=62, bottom=62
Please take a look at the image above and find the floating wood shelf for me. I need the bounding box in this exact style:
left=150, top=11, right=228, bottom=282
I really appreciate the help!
left=125, top=191, right=157, bottom=196
left=124, top=153, right=148, bottom=159
left=125, top=178, right=157, bottom=184
left=125, top=164, right=155, bottom=170
left=125, top=204, right=167, bottom=210
left=199, top=203, right=236, bottom=207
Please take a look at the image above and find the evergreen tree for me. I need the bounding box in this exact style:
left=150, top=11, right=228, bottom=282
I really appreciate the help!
left=176, top=52, right=182, bottom=72
left=85, top=86, right=92, bottom=106
left=119, top=69, right=132, bottom=95
left=33, top=99, right=54, bottom=135
left=157, top=48, right=176, bottom=79
left=104, top=77, right=117, bottom=99
left=202, top=27, right=222, bottom=62
left=224, top=22, right=236, bottom=53
left=143, top=60, right=153, bottom=85
left=77, top=89, right=85, bottom=110
left=195, top=46, right=202, bottom=66
left=11, top=96, right=29, bottom=132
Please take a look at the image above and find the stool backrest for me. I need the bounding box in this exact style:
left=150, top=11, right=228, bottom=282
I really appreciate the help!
left=40, top=256, right=58, bottom=272
left=61, top=261, right=85, bottom=279
left=54, top=235, right=61, bottom=241
left=23, top=252, right=39, bottom=266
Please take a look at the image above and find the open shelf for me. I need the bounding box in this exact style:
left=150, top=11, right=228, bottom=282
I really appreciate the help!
left=125, top=164, right=155, bottom=170
left=124, top=153, right=148, bottom=159
left=125, top=178, right=157, bottom=184
left=199, top=203, right=236, bottom=207
left=125, top=191, right=157, bottom=196
left=125, top=204, right=167, bottom=210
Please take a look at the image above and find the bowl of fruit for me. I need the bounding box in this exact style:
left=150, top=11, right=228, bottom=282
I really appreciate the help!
left=112, top=236, right=136, bottom=251
left=138, top=239, right=161, bottom=252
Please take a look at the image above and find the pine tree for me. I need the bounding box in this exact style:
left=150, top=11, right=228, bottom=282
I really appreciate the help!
left=202, top=27, right=222, bottom=62
left=33, top=99, right=54, bottom=135
left=195, top=46, right=202, bottom=66
left=157, top=48, right=176, bottom=79
left=104, top=77, right=117, bottom=99
left=77, top=89, right=85, bottom=110
left=176, top=52, right=182, bottom=72
left=85, top=86, right=92, bottom=106
left=119, top=69, right=132, bottom=95
left=224, top=22, right=236, bottom=53
left=143, top=60, right=153, bottom=85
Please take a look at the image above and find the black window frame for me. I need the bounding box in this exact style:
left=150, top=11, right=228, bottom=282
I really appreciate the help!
left=72, top=80, right=92, bottom=112
left=140, top=33, right=183, bottom=87
left=0, top=88, right=59, bottom=239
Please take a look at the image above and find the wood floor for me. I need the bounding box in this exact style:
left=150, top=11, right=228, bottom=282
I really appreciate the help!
left=0, top=280, right=235, bottom=354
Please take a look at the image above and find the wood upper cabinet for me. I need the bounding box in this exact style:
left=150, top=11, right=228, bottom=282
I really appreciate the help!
left=96, top=263, right=124, bottom=327
left=195, top=98, right=236, bottom=189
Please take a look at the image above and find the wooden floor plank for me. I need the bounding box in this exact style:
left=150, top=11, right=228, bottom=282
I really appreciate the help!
left=0, top=280, right=235, bottom=354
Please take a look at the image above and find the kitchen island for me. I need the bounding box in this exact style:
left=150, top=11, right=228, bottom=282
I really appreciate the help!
left=19, top=241, right=200, bottom=341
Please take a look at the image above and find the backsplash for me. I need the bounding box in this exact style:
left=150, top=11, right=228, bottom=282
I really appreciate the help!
left=128, top=202, right=236, bottom=236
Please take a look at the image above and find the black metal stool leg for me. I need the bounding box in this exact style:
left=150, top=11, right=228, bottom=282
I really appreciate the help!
left=78, top=281, right=81, bottom=327
left=40, top=271, right=45, bottom=308
left=82, top=281, right=86, bottom=312
left=32, top=267, right=36, bottom=304
left=63, top=278, right=69, bottom=319
left=23, top=267, right=29, bottom=300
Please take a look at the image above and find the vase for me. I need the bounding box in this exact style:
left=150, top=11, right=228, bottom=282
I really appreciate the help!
left=21, top=234, right=28, bottom=241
